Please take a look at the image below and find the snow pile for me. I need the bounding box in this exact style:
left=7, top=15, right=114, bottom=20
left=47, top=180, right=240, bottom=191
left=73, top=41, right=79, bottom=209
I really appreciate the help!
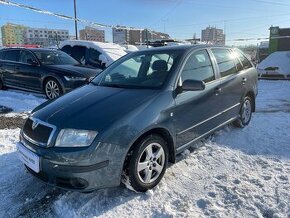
left=120, top=44, right=139, bottom=53
left=257, top=51, right=290, bottom=75
left=0, top=90, right=45, bottom=113
left=60, top=40, right=127, bottom=67
left=0, top=80, right=289, bottom=217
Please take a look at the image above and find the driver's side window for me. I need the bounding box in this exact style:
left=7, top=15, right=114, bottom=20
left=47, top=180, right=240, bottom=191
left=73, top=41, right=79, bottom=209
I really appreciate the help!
left=180, top=50, right=215, bottom=83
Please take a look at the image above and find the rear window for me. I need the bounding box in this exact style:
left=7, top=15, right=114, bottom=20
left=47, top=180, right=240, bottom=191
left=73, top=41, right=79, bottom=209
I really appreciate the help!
left=211, top=48, right=237, bottom=77
left=4, top=50, right=19, bottom=62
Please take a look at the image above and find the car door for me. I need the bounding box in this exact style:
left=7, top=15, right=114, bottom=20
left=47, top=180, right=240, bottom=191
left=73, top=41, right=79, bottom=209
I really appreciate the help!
left=173, top=49, right=222, bottom=150
left=1, top=49, right=20, bottom=87
left=16, top=50, right=42, bottom=91
left=210, top=48, right=246, bottom=122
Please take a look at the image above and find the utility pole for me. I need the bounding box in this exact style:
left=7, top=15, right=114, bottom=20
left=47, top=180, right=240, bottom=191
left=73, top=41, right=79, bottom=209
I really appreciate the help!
left=74, top=0, right=78, bottom=40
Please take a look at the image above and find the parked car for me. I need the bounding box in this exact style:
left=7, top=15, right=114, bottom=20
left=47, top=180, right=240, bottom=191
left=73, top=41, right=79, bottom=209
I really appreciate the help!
left=17, top=45, right=258, bottom=192
left=257, top=51, right=290, bottom=80
left=0, top=48, right=102, bottom=99
left=60, top=40, right=127, bottom=69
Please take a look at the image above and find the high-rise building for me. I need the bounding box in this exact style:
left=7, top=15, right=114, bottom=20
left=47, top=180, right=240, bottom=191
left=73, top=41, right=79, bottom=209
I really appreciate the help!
left=112, top=27, right=130, bottom=44
left=1, top=23, right=26, bottom=46
left=113, top=26, right=170, bottom=45
left=201, top=26, right=225, bottom=45
left=25, top=27, right=69, bottom=47
left=79, top=26, right=105, bottom=42
left=142, top=30, right=170, bottom=42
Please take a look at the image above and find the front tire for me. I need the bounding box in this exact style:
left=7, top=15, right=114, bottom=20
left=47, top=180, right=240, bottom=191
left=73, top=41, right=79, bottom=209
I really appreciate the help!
left=44, top=78, right=63, bottom=100
left=127, top=135, right=168, bottom=192
left=233, top=96, right=253, bottom=128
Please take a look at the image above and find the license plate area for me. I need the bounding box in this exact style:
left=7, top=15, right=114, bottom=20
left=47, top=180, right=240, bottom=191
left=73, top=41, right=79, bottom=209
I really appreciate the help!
left=17, top=142, right=40, bottom=173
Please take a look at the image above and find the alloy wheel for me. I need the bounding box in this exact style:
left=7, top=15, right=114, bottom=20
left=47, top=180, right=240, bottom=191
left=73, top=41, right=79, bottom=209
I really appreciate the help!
left=137, top=142, right=165, bottom=184
left=241, top=99, right=252, bottom=124
left=45, top=80, right=60, bottom=99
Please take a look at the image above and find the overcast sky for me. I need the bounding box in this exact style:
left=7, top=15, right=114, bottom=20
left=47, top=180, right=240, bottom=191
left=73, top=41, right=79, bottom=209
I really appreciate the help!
left=0, top=0, right=290, bottom=46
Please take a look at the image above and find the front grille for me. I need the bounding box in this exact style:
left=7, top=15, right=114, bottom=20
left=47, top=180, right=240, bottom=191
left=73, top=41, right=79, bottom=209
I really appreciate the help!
left=23, top=118, right=55, bottom=146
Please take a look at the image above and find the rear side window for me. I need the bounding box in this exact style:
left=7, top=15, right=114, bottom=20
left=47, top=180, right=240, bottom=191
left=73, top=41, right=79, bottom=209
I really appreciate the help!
left=235, top=50, right=253, bottom=70
left=61, top=45, right=72, bottom=56
left=4, top=50, right=19, bottom=62
left=211, top=48, right=237, bottom=77
left=71, top=46, right=86, bottom=63
left=19, top=50, right=37, bottom=64
left=181, top=49, right=215, bottom=83
left=0, top=51, right=4, bottom=60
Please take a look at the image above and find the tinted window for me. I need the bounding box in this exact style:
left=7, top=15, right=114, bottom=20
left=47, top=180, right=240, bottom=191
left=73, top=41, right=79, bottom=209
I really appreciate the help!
left=61, top=45, right=72, bottom=56
left=4, top=50, right=19, bottom=62
left=181, top=49, right=215, bottom=83
left=71, top=46, right=86, bottom=64
left=235, top=50, right=253, bottom=70
left=212, top=48, right=237, bottom=77
left=33, top=50, right=79, bottom=65
left=89, top=48, right=101, bottom=62
left=19, top=50, right=37, bottom=64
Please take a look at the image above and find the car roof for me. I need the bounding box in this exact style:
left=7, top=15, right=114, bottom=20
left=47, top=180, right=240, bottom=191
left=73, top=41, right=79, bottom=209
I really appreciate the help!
left=0, top=47, right=60, bottom=53
left=131, top=44, right=234, bottom=53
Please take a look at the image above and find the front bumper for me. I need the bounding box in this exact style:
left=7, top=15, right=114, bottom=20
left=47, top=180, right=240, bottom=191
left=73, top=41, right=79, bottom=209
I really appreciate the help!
left=18, top=135, right=124, bottom=192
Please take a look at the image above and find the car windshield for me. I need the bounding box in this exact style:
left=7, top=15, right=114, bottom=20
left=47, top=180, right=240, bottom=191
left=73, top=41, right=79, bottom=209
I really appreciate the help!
left=92, top=50, right=182, bottom=89
left=33, top=50, right=79, bottom=65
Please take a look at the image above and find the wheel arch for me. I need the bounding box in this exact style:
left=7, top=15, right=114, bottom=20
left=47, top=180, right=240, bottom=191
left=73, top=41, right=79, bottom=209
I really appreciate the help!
left=123, top=127, right=176, bottom=172
left=42, top=75, right=65, bottom=94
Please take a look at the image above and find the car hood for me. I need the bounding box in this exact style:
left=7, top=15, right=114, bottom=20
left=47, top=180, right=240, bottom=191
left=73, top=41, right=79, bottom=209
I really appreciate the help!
left=45, top=65, right=102, bottom=78
left=33, top=84, right=159, bottom=131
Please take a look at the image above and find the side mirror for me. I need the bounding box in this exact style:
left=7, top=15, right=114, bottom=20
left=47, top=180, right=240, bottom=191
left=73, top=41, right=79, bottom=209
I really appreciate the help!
left=27, top=58, right=38, bottom=66
left=182, top=79, right=205, bottom=91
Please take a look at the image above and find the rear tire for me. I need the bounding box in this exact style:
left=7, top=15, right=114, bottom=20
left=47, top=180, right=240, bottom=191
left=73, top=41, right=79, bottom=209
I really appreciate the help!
left=44, top=78, right=63, bottom=100
left=233, top=96, right=253, bottom=128
left=127, top=134, right=168, bottom=192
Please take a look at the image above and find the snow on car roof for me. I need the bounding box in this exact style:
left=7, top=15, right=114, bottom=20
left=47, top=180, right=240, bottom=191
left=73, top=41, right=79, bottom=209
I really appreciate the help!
left=257, top=51, right=290, bottom=75
left=59, top=40, right=127, bottom=66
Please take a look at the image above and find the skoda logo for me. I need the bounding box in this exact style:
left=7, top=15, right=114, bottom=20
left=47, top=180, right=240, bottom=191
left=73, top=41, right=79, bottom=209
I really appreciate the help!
left=32, top=120, right=39, bottom=130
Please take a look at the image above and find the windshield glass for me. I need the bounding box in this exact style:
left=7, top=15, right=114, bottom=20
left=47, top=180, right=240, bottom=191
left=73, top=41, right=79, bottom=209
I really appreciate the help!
left=92, top=50, right=182, bottom=89
left=33, top=50, right=79, bottom=65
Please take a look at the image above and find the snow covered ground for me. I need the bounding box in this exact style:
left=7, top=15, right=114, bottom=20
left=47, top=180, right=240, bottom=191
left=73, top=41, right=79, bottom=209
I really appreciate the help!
left=0, top=80, right=289, bottom=217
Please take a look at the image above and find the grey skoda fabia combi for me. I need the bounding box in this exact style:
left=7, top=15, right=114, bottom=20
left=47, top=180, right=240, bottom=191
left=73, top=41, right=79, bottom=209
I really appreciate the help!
left=17, top=45, right=258, bottom=192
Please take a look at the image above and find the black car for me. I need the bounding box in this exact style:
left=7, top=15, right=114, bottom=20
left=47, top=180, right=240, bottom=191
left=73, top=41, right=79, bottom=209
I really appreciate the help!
left=17, top=45, right=258, bottom=192
left=0, top=48, right=102, bottom=99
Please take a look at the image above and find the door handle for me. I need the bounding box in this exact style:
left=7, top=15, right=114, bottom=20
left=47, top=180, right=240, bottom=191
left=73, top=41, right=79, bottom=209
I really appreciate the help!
left=15, top=67, right=20, bottom=70
left=215, top=87, right=222, bottom=95
left=242, top=77, right=247, bottom=85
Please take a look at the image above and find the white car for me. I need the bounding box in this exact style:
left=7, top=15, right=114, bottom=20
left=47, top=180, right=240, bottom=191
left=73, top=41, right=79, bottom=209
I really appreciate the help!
left=257, top=51, right=290, bottom=80
left=59, top=40, right=127, bottom=69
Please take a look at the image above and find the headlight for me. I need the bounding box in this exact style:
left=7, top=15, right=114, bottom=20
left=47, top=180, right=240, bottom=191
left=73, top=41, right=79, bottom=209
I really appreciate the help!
left=55, top=129, right=98, bottom=147
left=64, top=76, right=86, bottom=81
